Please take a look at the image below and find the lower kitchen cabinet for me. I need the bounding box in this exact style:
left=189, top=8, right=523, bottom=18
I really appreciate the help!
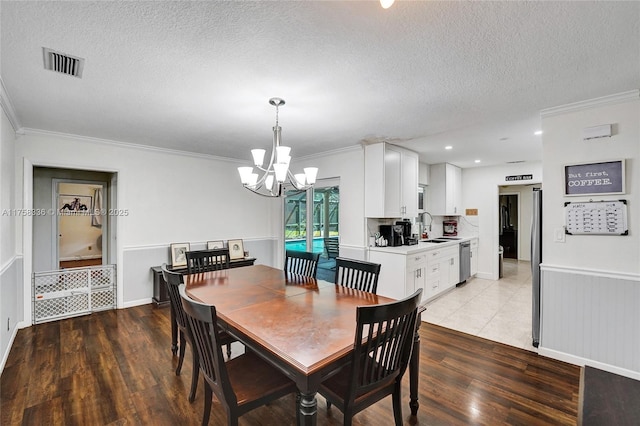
left=369, top=242, right=462, bottom=303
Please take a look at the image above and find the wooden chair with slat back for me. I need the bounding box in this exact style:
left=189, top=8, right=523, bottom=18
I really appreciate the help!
left=319, top=288, right=423, bottom=426
left=335, top=257, right=381, bottom=294
left=178, top=284, right=297, bottom=426
left=284, top=250, right=320, bottom=278
left=162, top=264, right=237, bottom=402
left=185, top=248, right=230, bottom=274
left=323, top=238, right=339, bottom=260
left=161, top=264, right=200, bottom=402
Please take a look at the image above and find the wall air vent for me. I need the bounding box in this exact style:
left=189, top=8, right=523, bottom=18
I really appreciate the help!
left=42, top=47, right=84, bottom=78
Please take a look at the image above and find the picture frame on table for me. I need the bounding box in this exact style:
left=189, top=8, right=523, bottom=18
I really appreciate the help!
left=170, top=242, right=190, bottom=267
left=227, top=239, right=245, bottom=260
left=207, top=240, right=224, bottom=250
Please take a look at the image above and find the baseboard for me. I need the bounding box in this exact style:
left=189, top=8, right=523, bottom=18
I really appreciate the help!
left=538, top=346, right=640, bottom=381
left=122, top=298, right=153, bottom=309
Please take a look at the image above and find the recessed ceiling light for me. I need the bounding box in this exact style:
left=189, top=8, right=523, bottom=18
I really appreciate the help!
left=445, top=146, right=453, bottom=150
left=534, top=130, right=543, bottom=135
left=474, top=160, right=481, bottom=163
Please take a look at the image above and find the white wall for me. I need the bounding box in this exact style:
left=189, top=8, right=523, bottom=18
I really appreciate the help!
left=461, top=162, right=543, bottom=279
left=15, top=130, right=282, bottom=313
left=1, top=105, right=22, bottom=372
left=294, top=146, right=367, bottom=259
left=539, top=91, right=640, bottom=377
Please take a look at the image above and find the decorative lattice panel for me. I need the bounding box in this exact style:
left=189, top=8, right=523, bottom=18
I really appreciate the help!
left=33, top=265, right=116, bottom=324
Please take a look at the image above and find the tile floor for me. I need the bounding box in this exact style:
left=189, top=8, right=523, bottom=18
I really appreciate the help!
left=423, top=258, right=538, bottom=352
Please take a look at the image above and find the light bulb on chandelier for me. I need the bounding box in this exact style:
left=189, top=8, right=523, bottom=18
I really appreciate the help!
left=237, top=98, right=319, bottom=197
left=380, top=0, right=395, bottom=9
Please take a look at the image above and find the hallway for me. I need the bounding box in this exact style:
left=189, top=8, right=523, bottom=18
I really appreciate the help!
left=423, top=259, right=536, bottom=351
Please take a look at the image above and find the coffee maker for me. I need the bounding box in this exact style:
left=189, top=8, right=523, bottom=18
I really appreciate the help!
left=379, top=224, right=404, bottom=247
left=396, top=220, right=418, bottom=245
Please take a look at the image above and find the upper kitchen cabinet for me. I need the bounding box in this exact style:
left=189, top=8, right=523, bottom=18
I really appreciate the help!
left=365, top=143, right=418, bottom=218
left=429, top=163, right=462, bottom=215
left=418, top=163, right=430, bottom=185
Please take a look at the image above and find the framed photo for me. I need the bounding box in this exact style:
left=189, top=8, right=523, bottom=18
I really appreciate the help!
left=170, top=242, right=190, bottom=267
left=207, top=240, right=224, bottom=250
left=58, top=194, right=92, bottom=214
left=564, top=159, right=625, bottom=196
left=227, top=239, right=245, bottom=260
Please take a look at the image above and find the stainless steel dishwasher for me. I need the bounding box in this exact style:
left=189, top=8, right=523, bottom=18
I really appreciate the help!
left=458, top=240, right=471, bottom=285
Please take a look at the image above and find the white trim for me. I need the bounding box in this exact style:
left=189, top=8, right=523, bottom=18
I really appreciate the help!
left=538, top=346, right=640, bottom=381
left=0, top=255, right=21, bottom=275
left=0, top=320, right=21, bottom=374
left=20, top=128, right=246, bottom=165
left=0, top=77, right=22, bottom=131
left=541, top=264, right=640, bottom=281
left=295, top=144, right=361, bottom=162
left=540, top=90, right=640, bottom=117
left=122, top=237, right=279, bottom=252
left=122, top=298, right=153, bottom=309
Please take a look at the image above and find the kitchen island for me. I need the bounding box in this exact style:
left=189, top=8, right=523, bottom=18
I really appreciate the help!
left=369, top=237, right=478, bottom=302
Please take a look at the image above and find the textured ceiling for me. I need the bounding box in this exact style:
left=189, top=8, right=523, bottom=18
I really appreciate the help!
left=2, top=1, right=639, bottom=168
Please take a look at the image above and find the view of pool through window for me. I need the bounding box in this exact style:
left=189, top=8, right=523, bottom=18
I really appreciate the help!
left=284, top=183, right=339, bottom=255
left=285, top=238, right=326, bottom=254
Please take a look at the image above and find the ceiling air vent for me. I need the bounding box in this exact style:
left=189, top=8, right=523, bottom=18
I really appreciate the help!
left=506, top=160, right=525, bottom=164
left=42, top=47, right=84, bottom=78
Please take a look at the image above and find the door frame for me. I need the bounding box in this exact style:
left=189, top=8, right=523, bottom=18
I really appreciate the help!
left=498, top=191, right=520, bottom=260
left=22, top=159, right=122, bottom=326
left=52, top=179, right=108, bottom=268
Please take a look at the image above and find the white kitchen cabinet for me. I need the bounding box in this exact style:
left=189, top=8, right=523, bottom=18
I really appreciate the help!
left=365, top=143, right=418, bottom=218
left=406, top=252, right=427, bottom=296
left=470, top=238, right=479, bottom=276
left=419, top=162, right=430, bottom=186
left=369, top=240, right=462, bottom=303
left=429, top=163, right=462, bottom=215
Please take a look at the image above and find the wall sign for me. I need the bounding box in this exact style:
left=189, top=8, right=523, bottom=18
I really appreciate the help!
left=565, top=200, right=628, bottom=235
left=564, top=159, right=625, bottom=196
left=505, top=174, right=533, bottom=181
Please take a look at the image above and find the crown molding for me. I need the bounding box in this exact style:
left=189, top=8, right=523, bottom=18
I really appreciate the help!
left=540, top=90, right=640, bottom=118
left=19, top=128, right=246, bottom=164
left=0, top=77, right=22, bottom=131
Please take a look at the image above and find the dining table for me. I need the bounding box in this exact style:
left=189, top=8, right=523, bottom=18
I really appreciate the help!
left=184, top=264, right=424, bottom=426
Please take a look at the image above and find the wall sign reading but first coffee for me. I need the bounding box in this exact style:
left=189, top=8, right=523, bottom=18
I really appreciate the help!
left=564, top=160, right=625, bottom=196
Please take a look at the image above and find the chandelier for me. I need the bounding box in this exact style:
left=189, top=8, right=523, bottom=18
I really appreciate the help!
left=237, top=98, right=318, bottom=197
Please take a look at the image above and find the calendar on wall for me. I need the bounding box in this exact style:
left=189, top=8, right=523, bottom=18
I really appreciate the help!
left=565, top=200, right=628, bottom=235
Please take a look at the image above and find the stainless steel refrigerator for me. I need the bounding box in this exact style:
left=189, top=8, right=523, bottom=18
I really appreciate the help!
left=531, top=188, right=542, bottom=347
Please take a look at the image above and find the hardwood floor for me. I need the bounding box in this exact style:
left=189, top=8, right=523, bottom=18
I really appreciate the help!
left=1, top=304, right=580, bottom=425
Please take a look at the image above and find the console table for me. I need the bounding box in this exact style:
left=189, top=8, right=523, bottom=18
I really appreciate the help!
left=150, top=258, right=256, bottom=307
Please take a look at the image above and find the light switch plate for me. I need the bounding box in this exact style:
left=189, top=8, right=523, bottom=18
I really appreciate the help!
left=554, top=227, right=566, bottom=243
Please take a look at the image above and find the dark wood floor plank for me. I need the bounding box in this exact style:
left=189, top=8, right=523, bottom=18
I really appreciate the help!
left=1, top=305, right=580, bottom=425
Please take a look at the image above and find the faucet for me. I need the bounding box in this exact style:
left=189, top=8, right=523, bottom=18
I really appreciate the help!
left=422, top=211, right=433, bottom=231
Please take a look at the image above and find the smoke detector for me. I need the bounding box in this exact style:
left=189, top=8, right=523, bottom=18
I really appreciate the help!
left=42, top=47, right=84, bottom=78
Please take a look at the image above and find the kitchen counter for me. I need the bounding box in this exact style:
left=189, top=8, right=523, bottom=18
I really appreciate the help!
left=369, top=236, right=475, bottom=255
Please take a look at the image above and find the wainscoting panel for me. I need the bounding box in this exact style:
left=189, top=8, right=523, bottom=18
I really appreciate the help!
left=122, top=239, right=278, bottom=307
left=541, top=266, right=640, bottom=374
left=1, top=256, right=24, bottom=373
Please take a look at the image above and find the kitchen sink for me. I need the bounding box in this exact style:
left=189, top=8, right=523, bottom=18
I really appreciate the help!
left=423, top=239, right=448, bottom=243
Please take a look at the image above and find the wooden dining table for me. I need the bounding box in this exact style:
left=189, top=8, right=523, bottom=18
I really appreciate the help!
left=184, top=264, right=424, bottom=426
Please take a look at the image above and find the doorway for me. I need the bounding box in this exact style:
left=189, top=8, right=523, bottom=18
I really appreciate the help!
left=283, top=179, right=339, bottom=280
left=55, top=180, right=107, bottom=269
left=499, top=193, right=519, bottom=259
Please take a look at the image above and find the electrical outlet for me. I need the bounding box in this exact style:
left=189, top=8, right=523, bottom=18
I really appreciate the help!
left=554, top=227, right=566, bottom=243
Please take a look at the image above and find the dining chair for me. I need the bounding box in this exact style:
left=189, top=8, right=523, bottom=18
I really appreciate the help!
left=319, top=288, right=423, bottom=426
left=284, top=250, right=320, bottom=278
left=323, top=237, right=340, bottom=267
left=335, top=257, right=381, bottom=294
left=178, top=284, right=297, bottom=426
left=162, top=264, right=236, bottom=402
left=185, top=248, right=230, bottom=274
